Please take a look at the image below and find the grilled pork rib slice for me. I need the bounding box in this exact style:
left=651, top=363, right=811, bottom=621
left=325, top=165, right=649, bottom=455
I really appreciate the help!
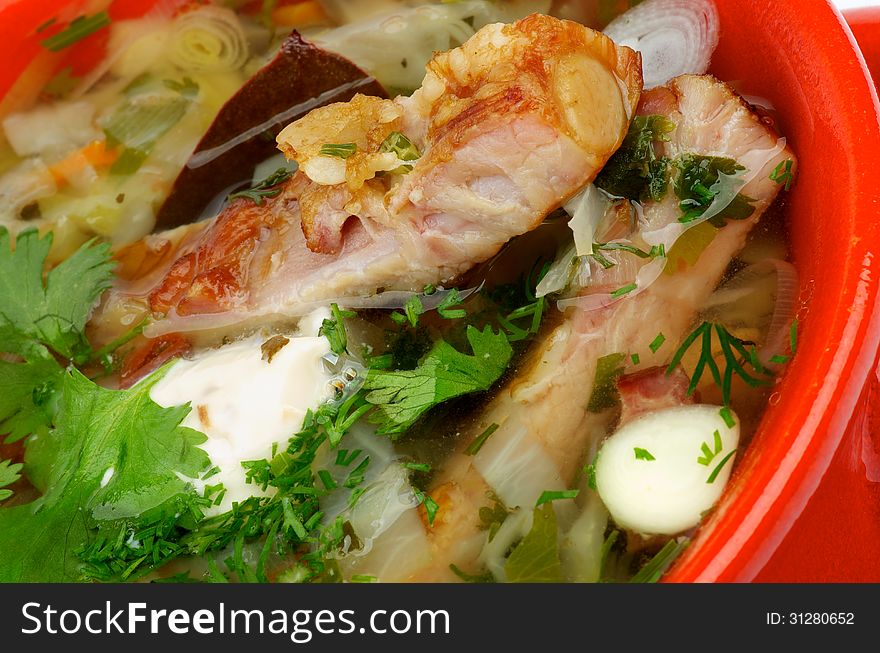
left=91, top=15, right=642, bottom=352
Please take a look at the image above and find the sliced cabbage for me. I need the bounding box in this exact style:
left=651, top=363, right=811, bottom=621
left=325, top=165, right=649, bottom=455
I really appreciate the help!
left=3, top=102, right=100, bottom=158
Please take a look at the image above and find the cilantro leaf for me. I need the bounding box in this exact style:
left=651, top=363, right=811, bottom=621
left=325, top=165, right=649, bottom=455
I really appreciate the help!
left=0, top=323, right=64, bottom=442
left=0, top=458, right=23, bottom=504
left=504, top=503, right=564, bottom=583
left=0, top=228, right=115, bottom=362
left=363, top=325, right=513, bottom=436
left=0, top=369, right=210, bottom=582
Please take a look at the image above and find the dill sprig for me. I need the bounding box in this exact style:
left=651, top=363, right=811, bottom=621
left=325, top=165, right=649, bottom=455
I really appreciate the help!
left=666, top=322, right=774, bottom=405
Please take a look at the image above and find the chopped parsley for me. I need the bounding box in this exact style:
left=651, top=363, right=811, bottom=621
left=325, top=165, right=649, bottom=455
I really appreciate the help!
left=319, top=303, right=356, bottom=355
left=770, top=159, right=795, bottom=191
left=629, top=538, right=688, bottom=583
left=719, top=406, right=736, bottom=428
left=649, top=332, right=666, bottom=353
left=464, top=423, right=500, bottom=456
left=610, top=283, right=638, bottom=299
left=595, top=115, right=675, bottom=202
left=436, top=289, right=467, bottom=319
left=535, top=489, right=579, bottom=507
left=416, top=491, right=440, bottom=526
left=363, top=325, right=513, bottom=436
left=634, top=447, right=656, bottom=461
left=228, top=166, right=296, bottom=206
left=697, top=430, right=724, bottom=467
left=674, top=154, right=756, bottom=226
left=706, top=451, right=737, bottom=484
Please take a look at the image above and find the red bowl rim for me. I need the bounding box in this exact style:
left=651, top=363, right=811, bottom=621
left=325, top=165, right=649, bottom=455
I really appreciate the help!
left=666, top=0, right=880, bottom=582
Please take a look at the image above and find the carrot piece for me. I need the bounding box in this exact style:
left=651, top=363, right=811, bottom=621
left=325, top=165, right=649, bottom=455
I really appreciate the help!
left=271, top=1, right=329, bottom=28
left=48, top=140, right=118, bottom=186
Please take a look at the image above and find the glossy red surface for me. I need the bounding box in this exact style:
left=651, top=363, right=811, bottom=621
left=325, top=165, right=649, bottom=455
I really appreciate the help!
left=1, top=0, right=879, bottom=582
left=667, top=0, right=880, bottom=582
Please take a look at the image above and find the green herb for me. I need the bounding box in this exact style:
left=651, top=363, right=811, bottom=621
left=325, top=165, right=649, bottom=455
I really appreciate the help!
left=379, top=131, right=421, bottom=173
left=594, top=242, right=666, bottom=260
left=343, top=456, right=370, bottom=489
left=228, top=167, right=296, bottom=206
left=595, top=115, right=675, bottom=202
left=41, top=12, right=110, bottom=52
left=36, top=17, right=57, bottom=33
left=770, top=159, right=795, bottom=191
left=634, top=448, right=655, bottom=461
left=0, top=459, right=22, bottom=504
left=335, top=449, right=362, bottom=467
left=770, top=354, right=790, bottom=364
left=449, top=563, right=495, bottom=583
left=610, top=283, right=637, bottom=299
left=504, top=504, right=563, bottom=583
left=390, top=311, right=407, bottom=326
left=402, top=462, right=431, bottom=473
left=649, top=333, right=666, bottom=354
left=0, top=228, right=114, bottom=362
left=416, top=491, right=440, bottom=526
left=598, top=529, right=620, bottom=582
left=631, top=353, right=641, bottom=365
left=493, top=262, right=550, bottom=342
left=363, top=325, right=512, bottom=436
left=666, top=322, right=773, bottom=405
left=590, top=250, right=615, bottom=269
left=697, top=430, right=724, bottom=467
left=89, top=317, right=150, bottom=375
left=674, top=154, right=756, bottom=226
left=0, top=369, right=212, bottom=582
left=464, top=423, right=500, bottom=456
left=350, top=575, right=377, bottom=583
left=790, top=318, right=799, bottom=354
left=42, top=66, right=80, bottom=99
left=436, top=289, right=467, bottom=319
left=584, top=454, right=599, bottom=491
left=0, top=228, right=114, bottom=442
left=719, top=407, right=736, bottom=428
left=319, top=303, right=356, bottom=355
left=630, top=539, right=688, bottom=583
left=587, top=353, right=627, bottom=412
left=317, top=470, right=337, bottom=490
left=479, top=493, right=509, bottom=542
left=535, top=489, right=579, bottom=507
left=706, top=451, right=736, bottom=484
left=319, top=143, right=357, bottom=159
left=403, top=294, right=424, bottom=327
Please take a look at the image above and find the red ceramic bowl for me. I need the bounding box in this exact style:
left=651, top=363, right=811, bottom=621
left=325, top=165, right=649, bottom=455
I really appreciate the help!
left=1, top=0, right=879, bottom=582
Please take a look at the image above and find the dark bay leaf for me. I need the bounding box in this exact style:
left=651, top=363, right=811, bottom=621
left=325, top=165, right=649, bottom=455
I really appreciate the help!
left=155, top=31, right=386, bottom=229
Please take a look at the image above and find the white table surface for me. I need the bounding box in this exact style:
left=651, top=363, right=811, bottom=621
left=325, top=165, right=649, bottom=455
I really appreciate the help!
left=834, top=0, right=878, bottom=9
